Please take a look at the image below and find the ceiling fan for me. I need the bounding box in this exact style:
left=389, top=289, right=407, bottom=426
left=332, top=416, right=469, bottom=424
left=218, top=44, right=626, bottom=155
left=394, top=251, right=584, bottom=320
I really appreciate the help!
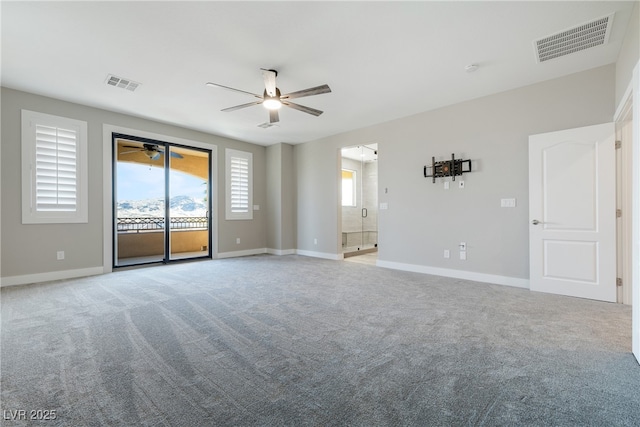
left=206, top=69, right=331, bottom=125
left=120, top=143, right=184, bottom=160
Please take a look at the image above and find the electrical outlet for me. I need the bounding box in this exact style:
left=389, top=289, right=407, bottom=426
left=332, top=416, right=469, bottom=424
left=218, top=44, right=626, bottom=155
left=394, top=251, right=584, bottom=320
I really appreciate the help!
left=444, top=181, right=450, bottom=190
left=314, top=238, right=318, bottom=245
left=460, top=251, right=467, bottom=260
left=444, top=249, right=450, bottom=259
left=57, top=251, right=65, bottom=260
left=458, top=180, right=465, bottom=189
left=236, top=238, right=241, bottom=244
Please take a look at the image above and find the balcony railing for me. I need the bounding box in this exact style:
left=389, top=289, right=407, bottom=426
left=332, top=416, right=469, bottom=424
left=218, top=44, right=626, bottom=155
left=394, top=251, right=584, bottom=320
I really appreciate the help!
left=117, top=217, right=208, bottom=232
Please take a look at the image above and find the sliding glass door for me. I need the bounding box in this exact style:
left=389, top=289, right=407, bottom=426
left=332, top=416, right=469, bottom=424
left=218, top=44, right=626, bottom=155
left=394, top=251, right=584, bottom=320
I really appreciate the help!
left=113, top=134, right=211, bottom=267
left=168, top=145, right=211, bottom=261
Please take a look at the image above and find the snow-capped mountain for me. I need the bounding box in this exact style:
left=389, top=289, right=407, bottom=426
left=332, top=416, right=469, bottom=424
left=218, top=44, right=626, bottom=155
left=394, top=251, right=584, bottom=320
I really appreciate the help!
left=117, top=196, right=208, bottom=217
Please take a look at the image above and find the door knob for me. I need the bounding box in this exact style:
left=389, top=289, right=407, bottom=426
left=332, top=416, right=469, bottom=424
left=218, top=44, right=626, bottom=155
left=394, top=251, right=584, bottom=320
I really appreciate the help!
left=532, top=219, right=541, bottom=225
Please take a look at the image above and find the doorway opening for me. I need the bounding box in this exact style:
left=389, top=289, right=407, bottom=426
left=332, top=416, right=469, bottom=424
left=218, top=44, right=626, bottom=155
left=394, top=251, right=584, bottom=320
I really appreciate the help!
left=615, top=96, right=633, bottom=305
left=341, top=144, right=378, bottom=259
left=112, top=133, right=212, bottom=267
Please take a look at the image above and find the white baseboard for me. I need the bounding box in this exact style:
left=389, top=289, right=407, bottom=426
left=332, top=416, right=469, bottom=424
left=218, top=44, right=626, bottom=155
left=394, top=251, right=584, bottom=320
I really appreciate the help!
left=267, top=248, right=296, bottom=256
left=296, top=250, right=344, bottom=261
left=1, top=266, right=106, bottom=288
left=376, top=260, right=530, bottom=289
left=217, top=248, right=268, bottom=259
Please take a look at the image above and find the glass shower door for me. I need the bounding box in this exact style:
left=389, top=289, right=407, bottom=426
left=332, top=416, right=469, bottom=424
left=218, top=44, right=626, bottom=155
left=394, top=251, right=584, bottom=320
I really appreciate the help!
left=341, top=144, right=378, bottom=256
left=360, top=144, right=378, bottom=252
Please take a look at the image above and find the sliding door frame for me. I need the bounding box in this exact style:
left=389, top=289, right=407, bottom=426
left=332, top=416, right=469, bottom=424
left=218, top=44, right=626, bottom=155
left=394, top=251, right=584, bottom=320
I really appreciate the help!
left=111, top=133, right=213, bottom=268
left=102, top=124, right=218, bottom=274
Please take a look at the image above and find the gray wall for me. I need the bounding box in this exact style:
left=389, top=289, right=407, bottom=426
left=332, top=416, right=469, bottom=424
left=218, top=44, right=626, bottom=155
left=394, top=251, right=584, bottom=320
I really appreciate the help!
left=295, top=65, right=615, bottom=279
left=295, top=140, right=342, bottom=254
left=1, top=88, right=267, bottom=278
left=615, top=1, right=639, bottom=107
left=266, top=143, right=295, bottom=252
left=281, top=143, right=296, bottom=251
left=267, top=144, right=283, bottom=250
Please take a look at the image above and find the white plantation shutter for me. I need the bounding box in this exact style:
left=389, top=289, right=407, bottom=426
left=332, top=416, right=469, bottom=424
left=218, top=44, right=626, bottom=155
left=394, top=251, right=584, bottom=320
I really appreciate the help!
left=22, top=110, right=88, bottom=223
left=226, top=149, right=253, bottom=220
left=35, top=125, right=78, bottom=211
left=230, top=156, right=249, bottom=213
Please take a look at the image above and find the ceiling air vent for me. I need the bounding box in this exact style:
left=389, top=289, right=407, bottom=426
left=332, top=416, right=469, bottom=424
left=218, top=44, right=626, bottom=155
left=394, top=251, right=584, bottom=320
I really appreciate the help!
left=534, top=13, right=614, bottom=63
left=105, top=74, right=140, bottom=91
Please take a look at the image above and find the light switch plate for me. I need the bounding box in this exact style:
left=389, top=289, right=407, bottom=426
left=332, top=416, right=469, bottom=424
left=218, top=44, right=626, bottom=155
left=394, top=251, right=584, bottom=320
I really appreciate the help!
left=500, top=198, right=517, bottom=208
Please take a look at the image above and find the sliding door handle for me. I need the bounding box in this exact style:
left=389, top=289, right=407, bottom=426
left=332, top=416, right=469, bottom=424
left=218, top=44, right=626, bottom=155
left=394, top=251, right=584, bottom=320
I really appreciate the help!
left=362, top=208, right=368, bottom=218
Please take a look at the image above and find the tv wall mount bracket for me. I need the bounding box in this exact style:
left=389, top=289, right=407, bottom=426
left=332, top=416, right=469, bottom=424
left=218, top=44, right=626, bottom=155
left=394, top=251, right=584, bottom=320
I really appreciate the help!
left=423, top=153, right=472, bottom=183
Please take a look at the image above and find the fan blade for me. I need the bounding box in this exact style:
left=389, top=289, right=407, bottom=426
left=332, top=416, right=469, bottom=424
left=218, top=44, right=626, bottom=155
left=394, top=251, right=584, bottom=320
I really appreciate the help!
left=206, top=82, right=262, bottom=98
left=169, top=151, right=184, bottom=159
left=120, top=150, right=142, bottom=155
left=122, top=145, right=143, bottom=149
left=261, top=69, right=277, bottom=97
left=269, top=109, right=279, bottom=124
left=221, top=100, right=263, bottom=112
left=281, top=84, right=331, bottom=100
left=282, top=101, right=323, bottom=116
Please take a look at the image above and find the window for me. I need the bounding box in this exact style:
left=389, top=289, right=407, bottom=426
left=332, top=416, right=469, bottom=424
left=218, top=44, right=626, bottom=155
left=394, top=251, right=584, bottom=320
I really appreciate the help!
left=342, top=169, right=356, bottom=206
left=225, top=148, right=253, bottom=220
left=21, top=110, right=88, bottom=224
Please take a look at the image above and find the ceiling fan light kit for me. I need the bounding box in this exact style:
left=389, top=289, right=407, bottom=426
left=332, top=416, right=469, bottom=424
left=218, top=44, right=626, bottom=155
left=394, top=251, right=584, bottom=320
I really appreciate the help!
left=144, top=149, right=161, bottom=160
left=207, top=68, right=331, bottom=125
left=262, top=88, right=282, bottom=110
left=262, top=99, right=282, bottom=110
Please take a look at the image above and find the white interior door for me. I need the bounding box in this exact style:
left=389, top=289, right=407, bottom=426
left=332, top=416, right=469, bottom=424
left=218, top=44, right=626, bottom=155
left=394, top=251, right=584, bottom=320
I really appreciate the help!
left=529, top=123, right=616, bottom=302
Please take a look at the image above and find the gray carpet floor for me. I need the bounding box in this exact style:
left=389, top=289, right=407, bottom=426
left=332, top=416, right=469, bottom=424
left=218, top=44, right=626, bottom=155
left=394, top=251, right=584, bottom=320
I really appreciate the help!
left=1, top=254, right=639, bottom=426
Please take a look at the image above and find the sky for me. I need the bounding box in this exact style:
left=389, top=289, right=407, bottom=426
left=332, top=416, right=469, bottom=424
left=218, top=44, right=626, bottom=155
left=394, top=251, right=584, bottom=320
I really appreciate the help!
left=116, top=162, right=207, bottom=201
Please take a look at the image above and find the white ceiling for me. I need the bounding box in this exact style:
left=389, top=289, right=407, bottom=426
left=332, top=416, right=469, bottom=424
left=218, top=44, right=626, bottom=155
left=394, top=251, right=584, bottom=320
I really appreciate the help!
left=1, top=1, right=635, bottom=146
